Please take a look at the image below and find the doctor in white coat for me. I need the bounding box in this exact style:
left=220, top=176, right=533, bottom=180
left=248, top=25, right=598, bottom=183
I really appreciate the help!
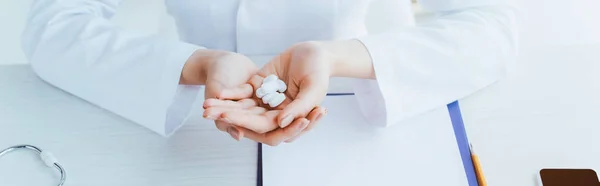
left=23, top=0, right=518, bottom=146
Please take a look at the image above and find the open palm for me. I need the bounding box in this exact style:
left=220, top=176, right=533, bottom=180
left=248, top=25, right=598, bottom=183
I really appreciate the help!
left=204, top=42, right=332, bottom=145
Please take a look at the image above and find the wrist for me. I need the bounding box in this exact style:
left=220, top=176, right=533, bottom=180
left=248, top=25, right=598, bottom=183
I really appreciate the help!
left=322, top=40, right=375, bottom=79
left=290, top=41, right=339, bottom=78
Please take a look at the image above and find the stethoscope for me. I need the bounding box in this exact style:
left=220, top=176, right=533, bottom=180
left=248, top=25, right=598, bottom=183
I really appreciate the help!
left=0, top=145, right=66, bottom=186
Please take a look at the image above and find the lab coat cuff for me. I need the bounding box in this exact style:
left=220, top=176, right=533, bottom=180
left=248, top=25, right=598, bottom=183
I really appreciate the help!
left=353, top=35, right=406, bottom=127
left=161, top=42, right=204, bottom=137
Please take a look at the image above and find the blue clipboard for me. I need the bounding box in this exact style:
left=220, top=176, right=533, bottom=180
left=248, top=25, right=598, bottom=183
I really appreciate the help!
left=257, top=95, right=478, bottom=186
left=447, top=101, right=479, bottom=186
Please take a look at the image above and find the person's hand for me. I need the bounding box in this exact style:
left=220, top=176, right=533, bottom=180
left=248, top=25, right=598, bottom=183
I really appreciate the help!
left=255, top=40, right=375, bottom=129
left=203, top=40, right=374, bottom=145
left=203, top=42, right=334, bottom=145
left=258, top=41, right=333, bottom=128
left=180, top=49, right=259, bottom=139
left=203, top=96, right=327, bottom=146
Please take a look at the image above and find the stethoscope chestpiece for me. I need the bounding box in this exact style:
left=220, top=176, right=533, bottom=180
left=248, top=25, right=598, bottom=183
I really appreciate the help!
left=0, top=144, right=66, bottom=186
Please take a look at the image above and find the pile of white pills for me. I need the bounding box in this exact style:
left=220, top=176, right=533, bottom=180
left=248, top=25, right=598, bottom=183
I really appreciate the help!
left=256, top=75, right=287, bottom=107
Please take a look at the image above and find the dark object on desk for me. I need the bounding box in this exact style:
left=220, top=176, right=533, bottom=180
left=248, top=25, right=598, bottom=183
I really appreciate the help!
left=539, top=169, right=600, bottom=186
left=257, top=143, right=263, bottom=186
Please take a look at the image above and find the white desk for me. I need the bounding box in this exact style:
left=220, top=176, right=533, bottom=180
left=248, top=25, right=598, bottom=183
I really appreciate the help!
left=0, top=65, right=257, bottom=185
left=461, top=44, right=600, bottom=185
left=1, top=44, right=600, bottom=186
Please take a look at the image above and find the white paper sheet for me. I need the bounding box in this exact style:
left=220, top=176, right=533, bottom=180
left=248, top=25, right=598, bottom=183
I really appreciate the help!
left=262, top=95, right=468, bottom=186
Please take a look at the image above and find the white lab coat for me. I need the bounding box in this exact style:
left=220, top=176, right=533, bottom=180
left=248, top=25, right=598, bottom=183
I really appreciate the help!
left=22, top=0, right=518, bottom=136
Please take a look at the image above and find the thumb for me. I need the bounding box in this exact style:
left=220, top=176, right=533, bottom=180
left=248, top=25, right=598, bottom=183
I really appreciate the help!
left=258, top=51, right=291, bottom=77
left=278, top=73, right=328, bottom=128
left=204, top=80, right=224, bottom=99
left=218, top=84, right=253, bottom=100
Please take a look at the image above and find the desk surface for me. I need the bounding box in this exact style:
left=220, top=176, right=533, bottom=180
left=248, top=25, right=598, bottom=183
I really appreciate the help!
left=461, top=44, right=600, bottom=185
left=1, top=44, right=600, bottom=186
left=0, top=66, right=257, bottom=185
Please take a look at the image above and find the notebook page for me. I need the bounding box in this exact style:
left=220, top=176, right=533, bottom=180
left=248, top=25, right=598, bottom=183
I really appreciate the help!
left=262, top=95, right=468, bottom=186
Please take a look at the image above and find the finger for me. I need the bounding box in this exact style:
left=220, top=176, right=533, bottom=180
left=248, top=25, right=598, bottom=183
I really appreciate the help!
left=214, top=120, right=229, bottom=132
left=206, top=105, right=266, bottom=121
left=246, top=107, right=269, bottom=114
left=204, top=106, right=265, bottom=120
left=204, top=98, right=257, bottom=109
left=285, top=108, right=327, bottom=143
left=247, top=75, right=269, bottom=107
left=258, top=52, right=289, bottom=76
left=204, top=80, right=225, bottom=99
left=249, top=75, right=264, bottom=89
left=300, top=107, right=326, bottom=132
left=278, top=74, right=328, bottom=128
left=204, top=107, right=235, bottom=120
left=221, top=110, right=280, bottom=133
left=283, top=107, right=323, bottom=143
left=239, top=117, right=309, bottom=146
left=215, top=121, right=244, bottom=141
left=262, top=118, right=309, bottom=146
left=247, top=75, right=264, bottom=93
left=218, top=84, right=254, bottom=100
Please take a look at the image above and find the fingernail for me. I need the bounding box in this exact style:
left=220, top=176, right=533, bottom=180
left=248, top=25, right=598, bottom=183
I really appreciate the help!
left=203, top=111, right=215, bottom=120
left=315, top=113, right=324, bottom=121
left=320, top=109, right=328, bottom=119
left=297, top=119, right=309, bottom=131
left=228, top=127, right=240, bottom=141
left=204, top=115, right=216, bottom=120
left=220, top=114, right=233, bottom=123
left=280, top=115, right=294, bottom=128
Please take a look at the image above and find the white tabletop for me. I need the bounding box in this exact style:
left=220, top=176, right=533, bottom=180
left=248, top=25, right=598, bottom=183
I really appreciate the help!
left=0, top=65, right=258, bottom=185
left=1, top=44, right=600, bottom=186
left=460, top=44, right=600, bottom=185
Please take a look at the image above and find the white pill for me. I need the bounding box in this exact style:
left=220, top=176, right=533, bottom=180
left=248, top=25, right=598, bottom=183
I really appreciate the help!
left=256, top=88, right=267, bottom=98
left=40, top=151, right=58, bottom=167
left=263, top=74, right=278, bottom=83
left=268, top=93, right=286, bottom=107
left=277, top=80, right=287, bottom=92
left=262, top=92, right=277, bottom=104
left=260, top=81, right=280, bottom=93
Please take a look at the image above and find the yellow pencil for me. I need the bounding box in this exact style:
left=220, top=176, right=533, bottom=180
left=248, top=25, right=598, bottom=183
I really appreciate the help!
left=470, top=143, right=487, bottom=186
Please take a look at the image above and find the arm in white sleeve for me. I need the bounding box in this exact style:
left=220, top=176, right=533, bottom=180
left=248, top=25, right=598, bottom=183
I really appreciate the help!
left=22, top=0, right=204, bottom=136
left=354, top=0, right=518, bottom=127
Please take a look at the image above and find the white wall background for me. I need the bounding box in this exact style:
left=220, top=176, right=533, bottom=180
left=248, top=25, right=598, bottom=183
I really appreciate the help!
left=517, top=0, right=600, bottom=49
left=1, top=0, right=599, bottom=65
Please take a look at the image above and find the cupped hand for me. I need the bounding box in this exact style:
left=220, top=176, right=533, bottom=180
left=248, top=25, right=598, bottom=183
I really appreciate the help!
left=258, top=41, right=332, bottom=128
left=203, top=97, right=326, bottom=146
left=180, top=50, right=258, bottom=139
left=204, top=42, right=334, bottom=145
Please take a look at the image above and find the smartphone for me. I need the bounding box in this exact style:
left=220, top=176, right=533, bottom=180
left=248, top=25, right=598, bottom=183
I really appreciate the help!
left=538, top=168, right=600, bottom=186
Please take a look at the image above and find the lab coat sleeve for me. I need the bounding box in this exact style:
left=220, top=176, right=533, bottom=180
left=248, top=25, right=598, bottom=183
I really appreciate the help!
left=22, top=0, right=204, bottom=136
left=355, top=1, right=518, bottom=127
